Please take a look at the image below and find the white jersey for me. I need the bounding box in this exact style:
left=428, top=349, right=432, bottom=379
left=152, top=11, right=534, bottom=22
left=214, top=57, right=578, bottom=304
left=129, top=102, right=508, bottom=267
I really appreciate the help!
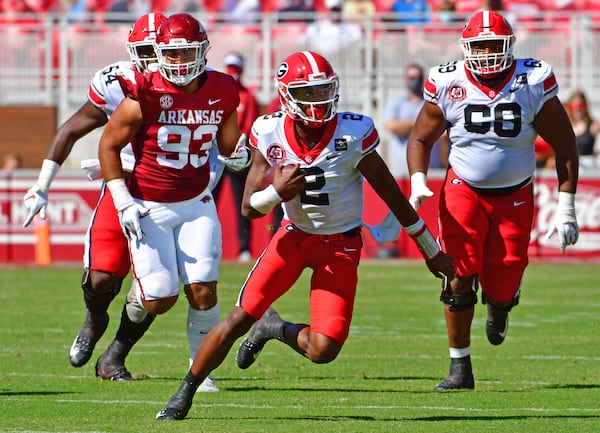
left=86, top=60, right=136, bottom=171
left=249, top=111, right=380, bottom=235
left=87, top=60, right=133, bottom=117
left=424, top=58, right=558, bottom=189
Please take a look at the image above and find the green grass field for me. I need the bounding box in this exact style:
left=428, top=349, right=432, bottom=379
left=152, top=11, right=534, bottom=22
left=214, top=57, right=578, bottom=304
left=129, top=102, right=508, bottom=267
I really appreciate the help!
left=1, top=261, right=598, bottom=433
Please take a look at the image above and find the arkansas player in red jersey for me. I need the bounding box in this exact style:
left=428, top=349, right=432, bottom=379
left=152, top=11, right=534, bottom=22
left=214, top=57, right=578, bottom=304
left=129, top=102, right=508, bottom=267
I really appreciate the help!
left=156, top=51, right=455, bottom=421
left=98, top=14, right=250, bottom=392
left=407, top=10, right=579, bottom=390
left=22, top=13, right=176, bottom=380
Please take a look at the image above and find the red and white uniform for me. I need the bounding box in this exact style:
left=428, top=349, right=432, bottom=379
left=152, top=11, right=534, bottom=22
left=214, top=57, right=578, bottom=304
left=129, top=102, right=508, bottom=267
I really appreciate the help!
left=424, top=59, right=558, bottom=302
left=84, top=61, right=136, bottom=278
left=118, top=70, right=239, bottom=300
left=238, top=111, right=379, bottom=343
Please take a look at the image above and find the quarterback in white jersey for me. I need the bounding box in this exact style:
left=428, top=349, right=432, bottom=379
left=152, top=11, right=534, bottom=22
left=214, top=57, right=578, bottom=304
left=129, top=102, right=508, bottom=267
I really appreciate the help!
left=407, top=10, right=579, bottom=391
left=248, top=110, right=376, bottom=235
left=156, top=51, right=455, bottom=421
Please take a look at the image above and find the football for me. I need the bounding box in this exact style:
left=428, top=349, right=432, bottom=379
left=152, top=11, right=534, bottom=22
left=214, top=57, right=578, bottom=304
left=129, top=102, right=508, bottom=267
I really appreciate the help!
left=261, top=164, right=302, bottom=201
left=261, top=164, right=293, bottom=188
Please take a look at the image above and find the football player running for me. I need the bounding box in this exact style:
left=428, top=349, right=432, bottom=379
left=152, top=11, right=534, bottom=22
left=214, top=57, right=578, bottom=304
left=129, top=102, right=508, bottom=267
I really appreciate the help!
left=156, top=50, right=455, bottom=421
left=23, top=13, right=171, bottom=379
left=406, top=10, right=579, bottom=390
left=98, top=13, right=248, bottom=390
left=23, top=13, right=229, bottom=391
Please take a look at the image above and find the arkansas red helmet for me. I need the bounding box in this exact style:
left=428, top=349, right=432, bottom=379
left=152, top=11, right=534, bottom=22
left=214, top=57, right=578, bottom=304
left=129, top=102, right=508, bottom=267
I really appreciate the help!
left=126, top=13, right=168, bottom=72
left=154, top=13, right=210, bottom=86
left=460, top=10, right=516, bottom=76
left=275, top=51, right=339, bottom=128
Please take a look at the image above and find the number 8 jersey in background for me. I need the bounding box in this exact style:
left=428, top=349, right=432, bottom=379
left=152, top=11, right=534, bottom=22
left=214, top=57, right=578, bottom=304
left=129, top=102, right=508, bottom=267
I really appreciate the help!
left=424, top=59, right=558, bottom=189
left=249, top=111, right=380, bottom=235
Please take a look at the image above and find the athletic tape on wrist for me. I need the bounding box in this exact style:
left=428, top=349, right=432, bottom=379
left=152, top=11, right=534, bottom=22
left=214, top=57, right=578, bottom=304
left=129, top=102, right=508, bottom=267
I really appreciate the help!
left=36, top=159, right=61, bottom=192
left=404, top=217, right=441, bottom=260
left=107, top=178, right=134, bottom=211
left=250, top=184, right=282, bottom=214
left=558, top=191, right=576, bottom=221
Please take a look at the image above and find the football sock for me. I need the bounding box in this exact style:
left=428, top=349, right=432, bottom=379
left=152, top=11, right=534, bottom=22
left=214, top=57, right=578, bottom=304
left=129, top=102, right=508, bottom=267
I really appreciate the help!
left=187, top=304, right=220, bottom=364
left=114, top=305, right=155, bottom=350
left=449, top=346, right=470, bottom=359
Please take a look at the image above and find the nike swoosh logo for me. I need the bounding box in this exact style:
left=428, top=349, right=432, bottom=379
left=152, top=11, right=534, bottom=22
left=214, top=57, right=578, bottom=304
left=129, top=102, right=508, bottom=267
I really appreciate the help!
left=343, top=247, right=357, bottom=252
left=326, top=153, right=342, bottom=160
left=509, top=87, right=521, bottom=93
left=208, top=98, right=221, bottom=105
left=513, top=201, right=526, bottom=207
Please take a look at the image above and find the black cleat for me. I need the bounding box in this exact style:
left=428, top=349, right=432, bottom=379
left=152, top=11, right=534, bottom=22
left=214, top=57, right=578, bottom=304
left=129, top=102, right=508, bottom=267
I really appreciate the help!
left=69, top=310, right=109, bottom=367
left=435, top=356, right=475, bottom=391
left=237, top=308, right=285, bottom=370
left=486, top=304, right=509, bottom=346
left=95, top=344, right=133, bottom=381
left=156, top=381, right=197, bottom=421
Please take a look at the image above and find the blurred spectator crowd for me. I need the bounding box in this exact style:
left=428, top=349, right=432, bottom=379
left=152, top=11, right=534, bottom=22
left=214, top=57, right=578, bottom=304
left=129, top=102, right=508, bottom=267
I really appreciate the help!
left=3, top=0, right=600, bottom=23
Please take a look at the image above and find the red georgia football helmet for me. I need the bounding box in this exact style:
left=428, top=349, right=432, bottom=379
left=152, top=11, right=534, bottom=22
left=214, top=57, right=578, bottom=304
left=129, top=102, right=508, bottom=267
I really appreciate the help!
left=276, top=51, right=339, bottom=128
left=460, top=10, right=516, bottom=76
left=126, top=12, right=168, bottom=72
left=154, top=13, right=210, bottom=86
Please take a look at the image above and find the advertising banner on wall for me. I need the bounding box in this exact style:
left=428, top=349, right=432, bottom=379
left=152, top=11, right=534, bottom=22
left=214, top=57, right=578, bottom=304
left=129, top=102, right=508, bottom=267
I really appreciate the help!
left=1, top=170, right=599, bottom=263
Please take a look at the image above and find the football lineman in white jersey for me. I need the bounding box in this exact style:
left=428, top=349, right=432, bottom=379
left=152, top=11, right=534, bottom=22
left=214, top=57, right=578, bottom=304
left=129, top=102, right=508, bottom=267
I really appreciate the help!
left=156, top=50, right=455, bottom=421
left=407, top=10, right=579, bottom=390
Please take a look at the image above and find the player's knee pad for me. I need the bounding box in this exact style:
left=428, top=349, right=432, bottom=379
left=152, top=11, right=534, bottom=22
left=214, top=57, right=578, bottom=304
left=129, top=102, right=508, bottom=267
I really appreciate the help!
left=481, top=291, right=519, bottom=312
left=439, top=275, right=478, bottom=312
left=81, top=269, right=123, bottom=313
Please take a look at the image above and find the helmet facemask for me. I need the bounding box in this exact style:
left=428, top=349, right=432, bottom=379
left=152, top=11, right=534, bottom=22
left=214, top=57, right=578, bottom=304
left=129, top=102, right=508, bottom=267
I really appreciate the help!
left=154, top=39, right=210, bottom=86
left=460, top=10, right=516, bottom=77
left=126, top=13, right=167, bottom=73
left=127, top=42, right=159, bottom=72
left=460, top=35, right=515, bottom=76
left=279, top=78, right=339, bottom=128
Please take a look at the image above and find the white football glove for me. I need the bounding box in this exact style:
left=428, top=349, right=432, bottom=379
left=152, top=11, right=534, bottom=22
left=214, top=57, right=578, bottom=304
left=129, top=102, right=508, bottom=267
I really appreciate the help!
left=545, top=191, right=579, bottom=253
left=217, top=133, right=251, bottom=172
left=118, top=202, right=149, bottom=241
left=107, top=178, right=148, bottom=241
left=23, top=159, right=60, bottom=227
left=364, top=211, right=402, bottom=244
left=409, top=172, right=434, bottom=210
left=23, top=186, right=48, bottom=227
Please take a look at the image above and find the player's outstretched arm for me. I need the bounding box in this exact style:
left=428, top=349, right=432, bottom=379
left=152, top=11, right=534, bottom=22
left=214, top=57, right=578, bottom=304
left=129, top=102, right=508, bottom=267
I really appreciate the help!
left=359, top=151, right=455, bottom=280
left=534, top=96, right=579, bottom=253
left=23, top=101, right=108, bottom=227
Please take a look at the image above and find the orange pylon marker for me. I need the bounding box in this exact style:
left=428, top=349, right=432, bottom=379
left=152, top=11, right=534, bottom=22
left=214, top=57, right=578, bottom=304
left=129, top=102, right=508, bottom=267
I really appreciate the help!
left=34, top=215, right=51, bottom=265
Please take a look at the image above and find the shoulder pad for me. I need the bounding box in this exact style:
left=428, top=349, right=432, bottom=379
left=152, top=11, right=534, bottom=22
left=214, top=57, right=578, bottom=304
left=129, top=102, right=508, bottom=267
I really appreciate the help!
left=516, top=58, right=554, bottom=86
left=253, top=112, right=284, bottom=134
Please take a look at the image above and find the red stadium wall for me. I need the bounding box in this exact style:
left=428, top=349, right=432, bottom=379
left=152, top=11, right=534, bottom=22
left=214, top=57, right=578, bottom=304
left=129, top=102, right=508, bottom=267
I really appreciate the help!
left=1, top=171, right=599, bottom=264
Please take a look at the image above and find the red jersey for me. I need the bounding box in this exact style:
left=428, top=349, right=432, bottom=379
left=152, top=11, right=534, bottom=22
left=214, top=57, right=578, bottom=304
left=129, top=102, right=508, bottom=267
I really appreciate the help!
left=118, top=70, right=239, bottom=202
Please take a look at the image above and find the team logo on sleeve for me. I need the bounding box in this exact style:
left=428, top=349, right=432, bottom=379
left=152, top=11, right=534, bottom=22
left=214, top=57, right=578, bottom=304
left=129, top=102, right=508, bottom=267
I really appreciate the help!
left=266, top=143, right=286, bottom=162
left=160, top=94, right=173, bottom=109
left=448, top=84, right=466, bottom=102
